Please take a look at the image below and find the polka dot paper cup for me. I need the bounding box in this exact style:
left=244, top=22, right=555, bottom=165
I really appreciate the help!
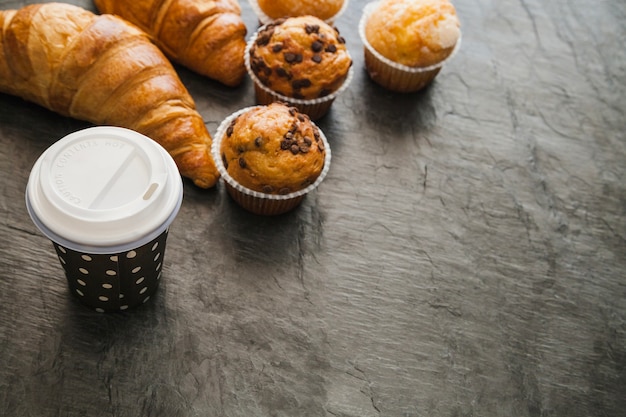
left=211, top=106, right=332, bottom=215
left=25, top=127, right=183, bottom=312
left=359, top=1, right=461, bottom=93
left=244, top=27, right=354, bottom=121
left=51, top=231, right=170, bottom=312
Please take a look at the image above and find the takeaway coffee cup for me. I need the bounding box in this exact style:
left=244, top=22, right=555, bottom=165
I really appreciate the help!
left=25, top=126, right=183, bottom=312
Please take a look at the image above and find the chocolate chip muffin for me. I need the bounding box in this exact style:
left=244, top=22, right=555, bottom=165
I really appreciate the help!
left=249, top=16, right=351, bottom=100
left=255, top=0, right=346, bottom=22
left=245, top=16, right=353, bottom=119
left=220, top=103, right=327, bottom=196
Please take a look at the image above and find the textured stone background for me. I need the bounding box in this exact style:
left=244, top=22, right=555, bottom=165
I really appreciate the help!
left=1, top=0, right=624, bottom=416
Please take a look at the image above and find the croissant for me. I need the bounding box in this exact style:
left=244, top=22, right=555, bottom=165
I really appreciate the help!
left=94, top=0, right=247, bottom=87
left=0, top=2, right=219, bottom=188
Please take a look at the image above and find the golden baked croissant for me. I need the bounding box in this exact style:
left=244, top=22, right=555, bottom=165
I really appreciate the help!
left=94, top=0, right=247, bottom=87
left=0, top=2, right=219, bottom=188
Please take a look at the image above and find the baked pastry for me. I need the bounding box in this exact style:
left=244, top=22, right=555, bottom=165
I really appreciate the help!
left=212, top=103, right=331, bottom=215
left=94, top=0, right=247, bottom=87
left=359, top=0, right=461, bottom=92
left=251, top=0, right=347, bottom=23
left=366, top=0, right=460, bottom=67
left=221, top=102, right=325, bottom=194
left=248, top=16, right=351, bottom=100
left=0, top=3, right=219, bottom=188
left=246, top=16, right=353, bottom=119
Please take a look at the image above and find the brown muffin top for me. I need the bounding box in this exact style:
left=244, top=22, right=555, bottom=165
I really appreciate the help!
left=248, top=16, right=352, bottom=100
left=257, top=0, right=345, bottom=22
left=365, top=0, right=460, bottom=67
left=220, top=103, right=326, bottom=195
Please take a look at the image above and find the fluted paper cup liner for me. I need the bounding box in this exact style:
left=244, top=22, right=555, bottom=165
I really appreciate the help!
left=25, top=127, right=183, bottom=312
left=211, top=106, right=332, bottom=215
left=359, top=1, right=461, bottom=93
left=247, top=0, right=350, bottom=25
left=245, top=27, right=353, bottom=120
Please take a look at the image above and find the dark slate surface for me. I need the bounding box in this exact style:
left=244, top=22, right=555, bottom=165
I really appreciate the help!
left=1, top=0, right=625, bottom=416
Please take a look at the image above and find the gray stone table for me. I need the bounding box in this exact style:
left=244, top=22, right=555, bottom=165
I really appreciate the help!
left=1, top=0, right=624, bottom=416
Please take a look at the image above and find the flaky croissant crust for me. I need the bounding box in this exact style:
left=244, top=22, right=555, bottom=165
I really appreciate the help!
left=0, top=2, right=219, bottom=188
left=94, top=0, right=247, bottom=87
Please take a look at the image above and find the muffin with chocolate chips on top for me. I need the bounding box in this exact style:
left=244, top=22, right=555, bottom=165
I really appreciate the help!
left=245, top=15, right=353, bottom=120
left=212, top=103, right=331, bottom=215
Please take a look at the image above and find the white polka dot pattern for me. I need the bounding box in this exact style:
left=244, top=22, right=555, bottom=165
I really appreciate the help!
left=52, top=230, right=169, bottom=312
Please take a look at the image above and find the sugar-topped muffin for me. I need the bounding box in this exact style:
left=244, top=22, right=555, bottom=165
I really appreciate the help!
left=365, top=0, right=460, bottom=68
left=248, top=16, right=352, bottom=101
left=219, top=102, right=327, bottom=195
left=358, top=0, right=460, bottom=92
left=255, top=0, right=346, bottom=22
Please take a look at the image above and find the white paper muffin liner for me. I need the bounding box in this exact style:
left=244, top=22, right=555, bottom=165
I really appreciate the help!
left=247, top=0, right=350, bottom=25
left=359, top=1, right=462, bottom=92
left=244, top=25, right=354, bottom=120
left=211, top=106, right=332, bottom=215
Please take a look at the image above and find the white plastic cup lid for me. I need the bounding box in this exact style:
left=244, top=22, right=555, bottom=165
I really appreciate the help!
left=25, top=126, right=183, bottom=254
